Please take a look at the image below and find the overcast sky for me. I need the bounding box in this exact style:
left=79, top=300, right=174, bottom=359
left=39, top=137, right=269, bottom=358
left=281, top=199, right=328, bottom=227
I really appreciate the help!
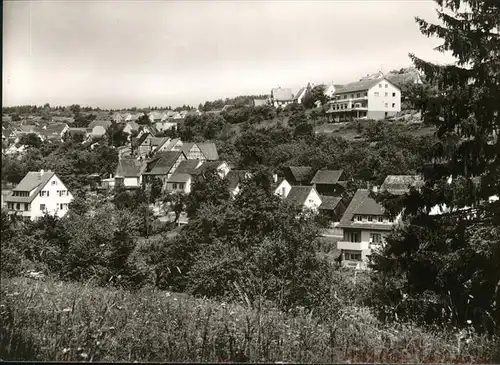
left=3, top=0, right=455, bottom=109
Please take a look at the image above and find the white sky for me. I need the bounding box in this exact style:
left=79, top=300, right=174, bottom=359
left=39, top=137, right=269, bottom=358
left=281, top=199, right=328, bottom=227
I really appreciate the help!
left=2, top=0, right=455, bottom=109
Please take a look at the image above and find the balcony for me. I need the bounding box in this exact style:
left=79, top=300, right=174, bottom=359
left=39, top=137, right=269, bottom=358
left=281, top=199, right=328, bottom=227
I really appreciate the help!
left=6, top=209, right=32, bottom=218
left=337, top=241, right=369, bottom=251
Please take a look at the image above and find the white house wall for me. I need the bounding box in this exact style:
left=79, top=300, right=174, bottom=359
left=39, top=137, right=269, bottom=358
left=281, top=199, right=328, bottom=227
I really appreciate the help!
left=367, top=80, right=401, bottom=115
left=274, top=179, right=292, bottom=198
left=30, top=174, right=74, bottom=220
left=303, top=189, right=322, bottom=212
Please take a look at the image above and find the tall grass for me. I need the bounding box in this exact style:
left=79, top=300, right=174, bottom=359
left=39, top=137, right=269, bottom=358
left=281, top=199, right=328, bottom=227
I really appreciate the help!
left=1, top=277, right=498, bottom=363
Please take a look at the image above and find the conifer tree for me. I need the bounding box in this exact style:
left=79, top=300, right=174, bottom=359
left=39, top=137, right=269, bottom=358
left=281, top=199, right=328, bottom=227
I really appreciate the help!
left=372, top=0, right=500, bottom=332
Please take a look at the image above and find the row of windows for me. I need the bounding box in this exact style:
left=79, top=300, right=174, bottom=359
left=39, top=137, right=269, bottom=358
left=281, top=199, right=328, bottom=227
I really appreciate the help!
left=344, top=252, right=362, bottom=261
left=8, top=202, right=68, bottom=211
left=379, top=83, right=389, bottom=88
left=337, top=92, right=368, bottom=100
left=56, top=190, right=68, bottom=197
left=374, top=92, right=397, bottom=97
left=12, top=191, right=29, bottom=197
left=39, top=190, right=49, bottom=197
left=39, top=203, right=68, bottom=211
left=7, top=203, right=29, bottom=211
left=354, top=215, right=394, bottom=223
left=332, top=103, right=368, bottom=110
left=172, top=183, right=185, bottom=190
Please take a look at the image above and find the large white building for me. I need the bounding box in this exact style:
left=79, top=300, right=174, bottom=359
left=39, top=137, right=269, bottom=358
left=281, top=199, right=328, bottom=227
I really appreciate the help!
left=4, top=170, right=74, bottom=221
left=337, top=188, right=399, bottom=270
left=325, top=77, right=401, bottom=122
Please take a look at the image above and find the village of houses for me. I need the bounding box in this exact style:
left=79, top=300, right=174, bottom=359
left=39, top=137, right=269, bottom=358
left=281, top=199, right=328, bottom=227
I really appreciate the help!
left=2, top=69, right=437, bottom=271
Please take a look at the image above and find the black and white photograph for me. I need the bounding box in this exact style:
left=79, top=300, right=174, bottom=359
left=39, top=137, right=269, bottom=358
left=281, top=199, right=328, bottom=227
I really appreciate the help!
left=1, top=0, right=499, bottom=363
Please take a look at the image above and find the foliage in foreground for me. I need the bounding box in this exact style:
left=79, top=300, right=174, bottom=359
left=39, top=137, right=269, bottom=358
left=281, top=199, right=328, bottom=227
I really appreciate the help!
left=2, top=277, right=499, bottom=363
left=373, top=0, right=500, bottom=333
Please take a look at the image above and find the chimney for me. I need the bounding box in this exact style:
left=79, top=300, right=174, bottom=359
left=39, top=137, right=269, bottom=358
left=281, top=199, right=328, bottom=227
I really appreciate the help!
left=372, top=185, right=378, bottom=193
left=273, top=173, right=278, bottom=183
left=40, top=169, right=44, bottom=176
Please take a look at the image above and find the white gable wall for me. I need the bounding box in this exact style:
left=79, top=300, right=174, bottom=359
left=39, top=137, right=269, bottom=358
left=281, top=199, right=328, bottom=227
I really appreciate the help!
left=274, top=179, right=292, bottom=198
left=30, top=174, right=74, bottom=220
left=303, top=188, right=322, bottom=212
left=368, top=80, right=401, bottom=113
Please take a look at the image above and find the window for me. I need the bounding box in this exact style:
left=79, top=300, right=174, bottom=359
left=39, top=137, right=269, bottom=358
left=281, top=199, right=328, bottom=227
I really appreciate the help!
left=172, top=183, right=177, bottom=189
left=356, top=93, right=360, bottom=97
left=179, top=183, right=185, bottom=190
left=385, top=92, right=388, bottom=97
left=8, top=203, right=13, bottom=210
left=51, top=180, right=57, bottom=185
left=350, top=94, right=354, bottom=98
left=367, top=215, right=373, bottom=222
left=282, top=187, right=286, bottom=196
left=345, top=251, right=362, bottom=261
left=374, top=92, right=379, bottom=96
left=379, top=84, right=382, bottom=88
left=40, top=204, right=46, bottom=211
left=392, top=103, right=396, bottom=108
left=355, top=215, right=362, bottom=222
left=392, top=92, right=396, bottom=97
left=364, top=92, right=368, bottom=97
left=370, top=233, right=382, bottom=243
left=16, top=203, right=20, bottom=210
left=385, top=103, right=388, bottom=108
left=378, top=216, right=384, bottom=223
left=385, top=84, right=388, bottom=88
left=24, top=203, right=29, bottom=211
left=344, top=231, right=361, bottom=242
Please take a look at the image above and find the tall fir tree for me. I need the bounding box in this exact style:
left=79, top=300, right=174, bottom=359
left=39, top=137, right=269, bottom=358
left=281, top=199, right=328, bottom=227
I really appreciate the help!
left=372, top=0, right=500, bottom=333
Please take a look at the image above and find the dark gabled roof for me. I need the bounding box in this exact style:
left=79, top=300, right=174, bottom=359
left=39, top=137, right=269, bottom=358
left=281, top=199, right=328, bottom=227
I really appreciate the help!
left=335, top=77, right=399, bottom=94
left=319, top=195, right=343, bottom=210
left=45, top=123, right=68, bottom=133
left=167, top=173, right=192, bottom=183
left=287, top=166, right=313, bottom=184
left=381, top=175, right=423, bottom=194
left=133, top=133, right=150, bottom=148
left=6, top=170, right=56, bottom=203
left=174, top=159, right=201, bottom=174
left=285, top=186, right=315, bottom=206
left=338, top=189, right=389, bottom=230
left=198, top=142, right=219, bottom=160
left=311, top=170, right=344, bottom=184
left=225, top=170, right=250, bottom=191
left=143, top=151, right=184, bottom=175
left=150, top=137, right=169, bottom=147
left=180, top=142, right=196, bottom=155
left=115, top=159, right=147, bottom=177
